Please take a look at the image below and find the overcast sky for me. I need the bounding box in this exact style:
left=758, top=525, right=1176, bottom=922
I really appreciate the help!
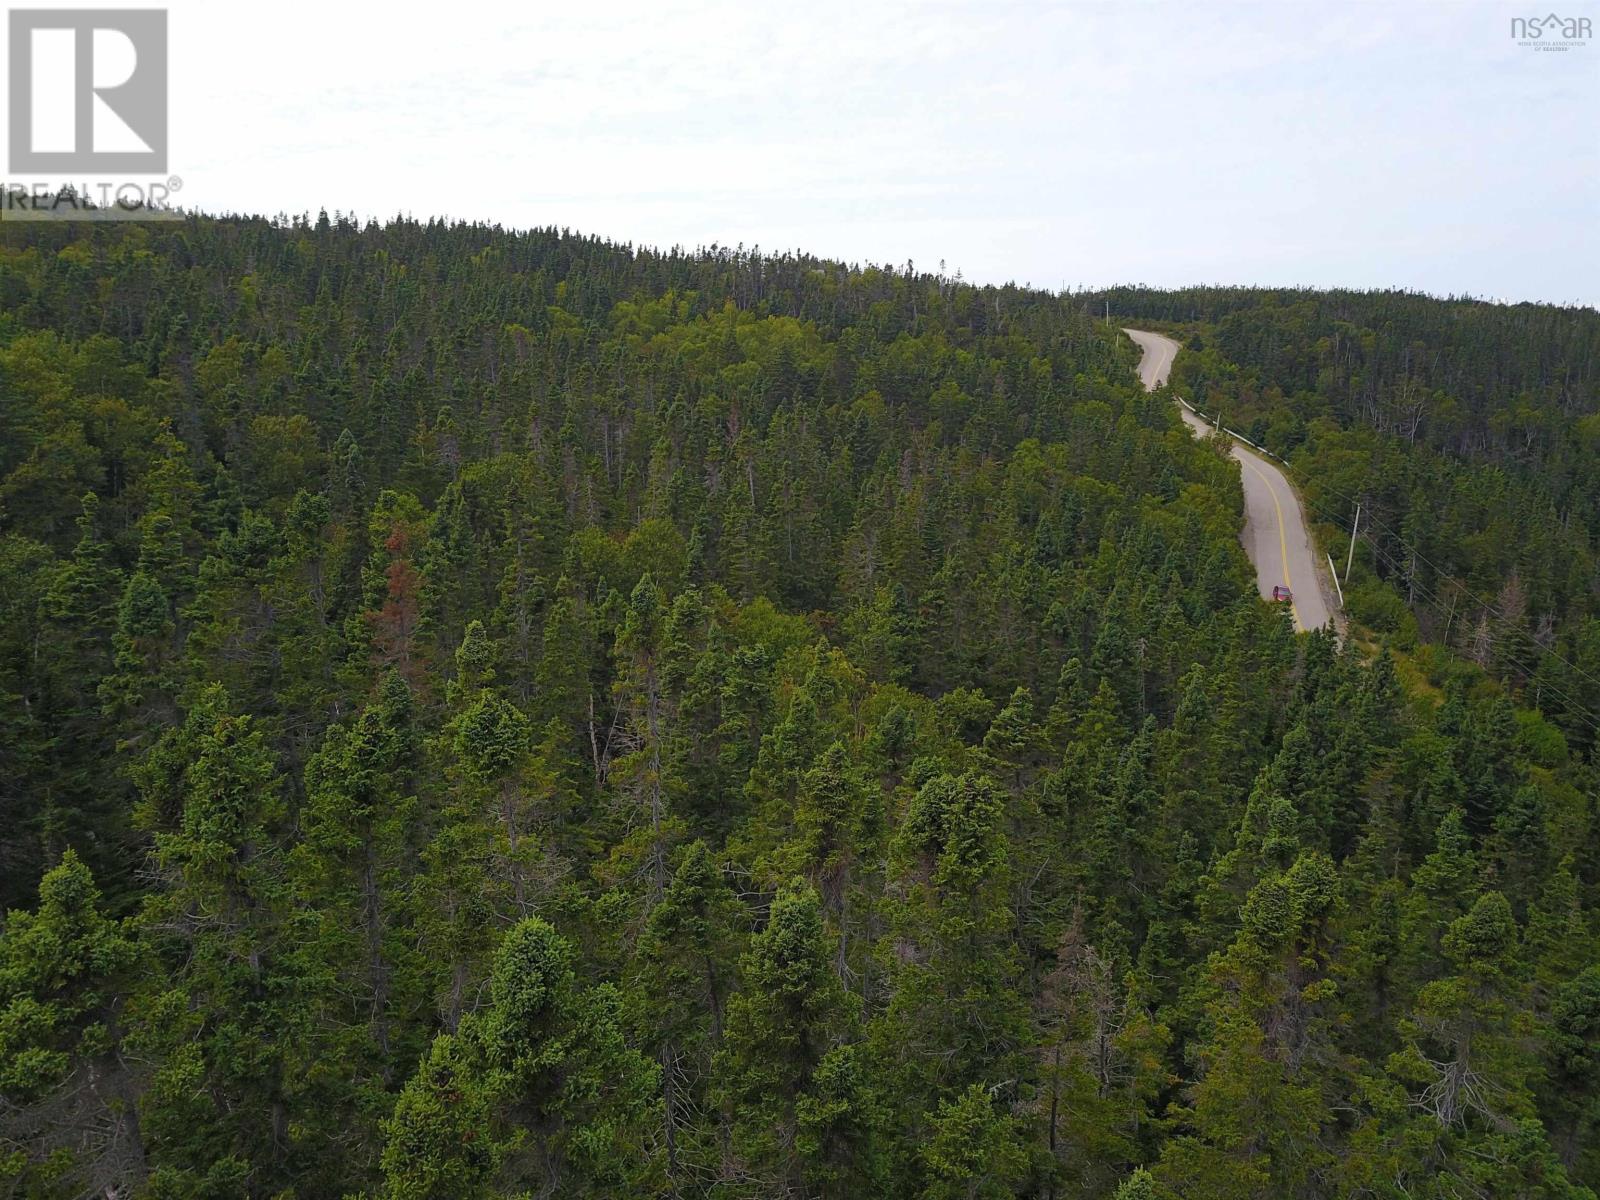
left=45, top=0, right=1600, bottom=304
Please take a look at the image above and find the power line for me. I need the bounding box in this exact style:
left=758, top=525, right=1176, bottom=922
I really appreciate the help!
left=1354, top=529, right=1600, bottom=737
left=1176, top=396, right=1600, bottom=732
left=1162, top=346, right=1600, bottom=729
left=1178, top=390, right=1600, bottom=699
left=1304, top=490, right=1600, bottom=733
left=1291, top=472, right=1600, bottom=698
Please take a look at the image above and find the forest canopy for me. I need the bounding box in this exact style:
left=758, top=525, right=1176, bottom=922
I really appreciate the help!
left=0, top=214, right=1596, bottom=1200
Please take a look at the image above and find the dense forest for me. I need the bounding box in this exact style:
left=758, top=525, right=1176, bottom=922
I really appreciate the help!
left=1, top=215, right=1596, bottom=1200
left=1096, top=285, right=1600, bottom=756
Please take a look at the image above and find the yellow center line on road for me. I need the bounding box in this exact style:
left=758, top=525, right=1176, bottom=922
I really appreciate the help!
left=1238, top=454, right=1304, bottom=631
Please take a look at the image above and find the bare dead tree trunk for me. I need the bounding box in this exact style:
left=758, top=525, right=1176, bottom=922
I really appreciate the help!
left=363, top=843, right=392, bottom=1078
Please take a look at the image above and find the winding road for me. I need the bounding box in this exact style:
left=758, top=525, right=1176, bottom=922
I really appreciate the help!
left=1124, top=329, right=1335, bottom=634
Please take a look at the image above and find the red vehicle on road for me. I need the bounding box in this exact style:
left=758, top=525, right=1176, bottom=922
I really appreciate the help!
left=1272, top=585, right=1293, bottom=603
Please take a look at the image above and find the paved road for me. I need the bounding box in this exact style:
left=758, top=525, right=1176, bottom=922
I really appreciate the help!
left=1123, top=328, right=1335, bottom=634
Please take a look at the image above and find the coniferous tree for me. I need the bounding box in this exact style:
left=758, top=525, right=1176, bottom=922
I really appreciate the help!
left=716, top=881, right=852, bottom=1195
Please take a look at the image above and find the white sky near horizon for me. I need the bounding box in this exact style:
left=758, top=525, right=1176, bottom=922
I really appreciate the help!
left=5, top=0, right=1598, bottom=306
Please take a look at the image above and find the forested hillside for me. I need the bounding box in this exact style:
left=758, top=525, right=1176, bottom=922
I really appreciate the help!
left=1, top=216, right=1596, bottom=1200
left=1097, top=286, right=1600, bottom=756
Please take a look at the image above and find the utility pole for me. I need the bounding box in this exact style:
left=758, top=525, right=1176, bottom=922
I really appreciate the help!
left=1344, top=502, right=1361, bottom=583
left=1104, top=300, right=1109, bottom=328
